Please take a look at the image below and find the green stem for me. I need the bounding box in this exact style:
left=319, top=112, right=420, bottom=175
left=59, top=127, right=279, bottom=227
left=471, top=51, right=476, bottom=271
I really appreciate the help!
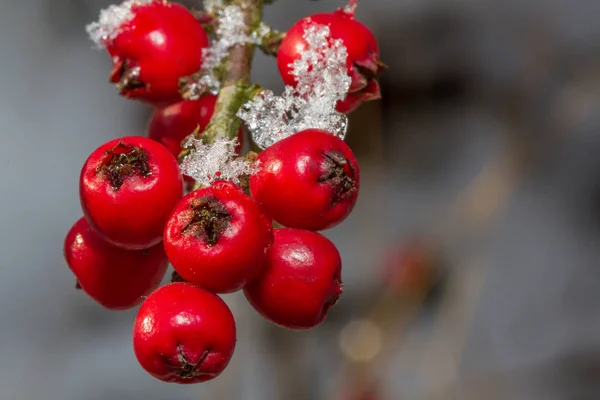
left=202, top=0, right=265, bottom=144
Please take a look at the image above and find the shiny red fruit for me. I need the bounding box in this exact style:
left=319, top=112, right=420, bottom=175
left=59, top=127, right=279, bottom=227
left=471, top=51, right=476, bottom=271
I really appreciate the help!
left=244, top=228, right=343, bottom=329
left=104, top=1, right=209, bottom=106
left=80, top=136, right=183, bottom=250
left=164, top=180, right=273, bottom=293
left=133, top=282, right=236, bottom=384
left=64, top=217, right=168, bottom=310
left=277, top=9, right=384, bottom=113
left=148, top=95, right=244, bottom=160
left=250, top=129, right=360, bottom=231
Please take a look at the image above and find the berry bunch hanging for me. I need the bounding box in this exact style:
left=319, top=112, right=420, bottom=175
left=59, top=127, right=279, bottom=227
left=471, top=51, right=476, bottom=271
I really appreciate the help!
left=65, top=0, right=384, bottom=384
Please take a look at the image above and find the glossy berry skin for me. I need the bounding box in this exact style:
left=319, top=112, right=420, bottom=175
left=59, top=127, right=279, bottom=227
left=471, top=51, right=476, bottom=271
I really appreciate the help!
left=105, top=1, right=209, bottom=106
left=133, top=282, right=236, bottom=384
left=244, top=228, right=343, bottom=330
left=148, top=95, right=243, bottom=161
left=164, top=180, right=273, bottom=293
left=277, top=9, right=384, bottom=113
left=80, top=136, right=183, bottom=250
left=64, top=217, right=168, bottom=310
left=250, top=129, right=360, bottom=231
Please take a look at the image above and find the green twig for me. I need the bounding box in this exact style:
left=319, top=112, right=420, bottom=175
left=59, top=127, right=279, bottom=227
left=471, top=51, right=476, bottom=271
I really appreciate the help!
left=201, top=0, right=265, bottom=144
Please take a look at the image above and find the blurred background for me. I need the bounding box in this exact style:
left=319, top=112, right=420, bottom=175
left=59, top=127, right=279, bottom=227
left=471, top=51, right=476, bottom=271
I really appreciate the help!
left=2, top=0, right=600, bottom=398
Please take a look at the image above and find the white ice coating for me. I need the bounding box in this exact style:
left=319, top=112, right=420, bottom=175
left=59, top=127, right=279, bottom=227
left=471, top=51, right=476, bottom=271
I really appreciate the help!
left=343, top=0, right=359, bottom=15
left=250, top=22, right=273, bottom=44
left=203, top=0, right=224, bottom=13
left=190, top=4, right=251, bottom=95
left=86, top=0, right=153, bottom=48
left=237, top=23, right=351, bottom=150
left=179, top=137, right=253, bottom=186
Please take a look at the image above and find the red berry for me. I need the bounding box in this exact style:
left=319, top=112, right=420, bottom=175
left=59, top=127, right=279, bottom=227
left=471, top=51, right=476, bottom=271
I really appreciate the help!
left=80, top=136, right=183, bottom=249
left=104, top=1, right=209, bottom=106
left=148, top=95, right=244, bottom=160
left=250, top=129, right=360, bottom=231
left=133, top=282, right=236, bottom=383
left=277, top=9, right=384, bottom=114
left=164, top=180, right=273, bottom=293
left=244, top=228, right=343, bottom=329
left=64, top=217, right=168, bottom=310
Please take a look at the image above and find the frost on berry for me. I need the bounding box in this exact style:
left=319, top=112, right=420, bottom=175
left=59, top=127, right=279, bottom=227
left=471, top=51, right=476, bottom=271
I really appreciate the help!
left=180, top=137, right=252, bottom=186
left=238, top=24, right=351, bottom=150
left=86, top=0, right=153, bottom=48
left=188, top=4, right=250, bottom=96
left=343, top=0, right=359, bottom=15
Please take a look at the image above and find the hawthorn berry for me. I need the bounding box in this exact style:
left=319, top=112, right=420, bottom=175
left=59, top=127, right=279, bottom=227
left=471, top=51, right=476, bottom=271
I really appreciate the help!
left=133, top=282, right=236, bottom=383
left=244, top=228, right=343, bottom=330
left=64, top=217, right=168, bottom=310
left=80, top=136, right=183, bottom=250
left=164, top=180, right=273, bottom=293
left=100, top=1, right=209, bottom=106
left=277, top=9, right=384, bottom=114
left=250, top=129, right=360, bottom=231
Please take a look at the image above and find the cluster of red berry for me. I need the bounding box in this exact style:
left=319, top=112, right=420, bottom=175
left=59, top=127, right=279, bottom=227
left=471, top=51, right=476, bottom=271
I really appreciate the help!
left=64, top=0, right=381, bottom=384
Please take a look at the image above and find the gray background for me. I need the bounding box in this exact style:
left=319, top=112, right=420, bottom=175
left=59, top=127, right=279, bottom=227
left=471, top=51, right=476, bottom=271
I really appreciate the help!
left=2, top=0, right=600, bottom=399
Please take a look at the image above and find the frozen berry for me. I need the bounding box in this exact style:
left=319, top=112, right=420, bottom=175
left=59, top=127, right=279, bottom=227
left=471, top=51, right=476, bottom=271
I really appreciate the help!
left=164, top=180, right=273, bottom=293
left=64, top=217, right=168, bottom=310
left=91, top=0, right=209, bottom=106
left=277, top=9, right=384, bottom=114
left=80, top=136, right=183, bottom=249
left=133, top=282, right=236, bottom=383
left=244, top=228, right=343, bottom=329
left=250, top=129, right=360, bottom=231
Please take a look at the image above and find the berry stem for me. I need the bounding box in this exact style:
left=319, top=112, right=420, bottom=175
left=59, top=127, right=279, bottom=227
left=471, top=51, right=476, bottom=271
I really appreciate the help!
left=257, top=29, right=286, bottom=56
left=200, top=0, right=265, bottom=145
left=179, top=0, right=265, bottom=185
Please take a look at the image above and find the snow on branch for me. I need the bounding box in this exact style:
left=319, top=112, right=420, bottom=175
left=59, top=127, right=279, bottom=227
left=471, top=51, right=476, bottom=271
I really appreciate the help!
left=179, top=137, right=253, bottom=186
left=189, top=3, right=251, bottom=94
left=237, top=23, right=351, bottom=149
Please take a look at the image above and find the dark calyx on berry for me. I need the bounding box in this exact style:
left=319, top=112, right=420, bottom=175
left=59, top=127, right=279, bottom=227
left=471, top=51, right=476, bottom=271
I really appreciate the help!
left=319, top=151, right=357, bottom=204
left=99, top=142, right=151, bottom=189
left=355, top=60, right=379, bottom=81
left=175, top=345, right=210, bottom=380
left=112, top=59, right=145, bottom=92
left=324, top=278, right=343, bottom=311
left=182, top=196, right=232, bottom=245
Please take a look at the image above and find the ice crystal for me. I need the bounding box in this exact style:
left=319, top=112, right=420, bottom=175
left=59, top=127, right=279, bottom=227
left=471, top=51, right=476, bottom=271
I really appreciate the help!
left=203, top=0, right=224, bottom=13
left=189, top=4, right=249, bottom=95
left=343, top=0, right=359, bottom=15
left=250, top=22, right=273, bottom=44
left=238, top=24, right=351, bottom=149
left=86, top=0, right=153, bottom=48
left=180, top=137, right=252, bottom=186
